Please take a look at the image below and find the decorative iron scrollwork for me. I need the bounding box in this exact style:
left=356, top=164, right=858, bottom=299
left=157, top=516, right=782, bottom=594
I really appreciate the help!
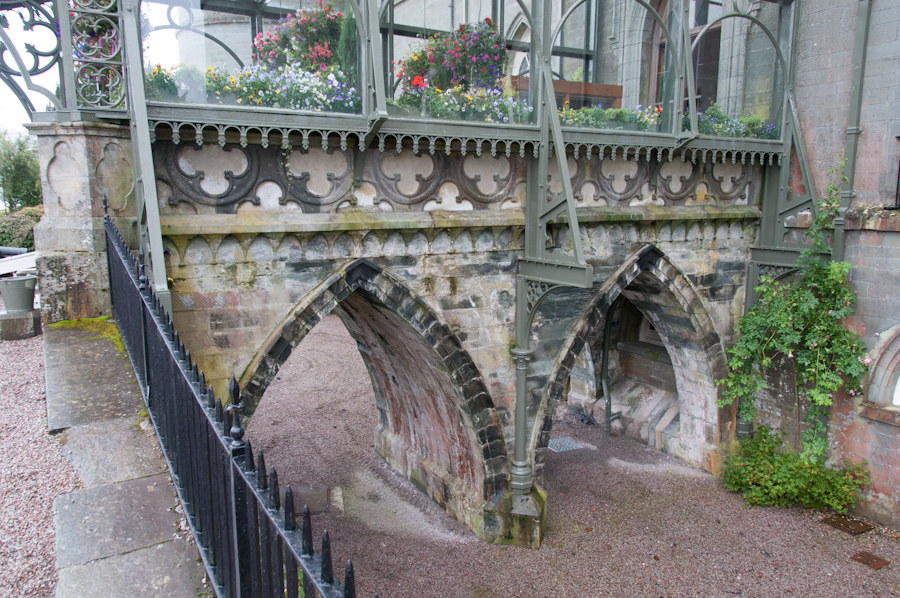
left=526, top=280, right=557, bottom=314
left=758, top=265, right=797, bottom=281
left=0, top=0, right=64, bottom=114
left=70, top=0, right=125, bottom=109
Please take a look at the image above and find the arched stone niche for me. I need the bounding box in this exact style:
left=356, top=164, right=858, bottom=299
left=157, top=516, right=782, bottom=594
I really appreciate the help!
left=860, top=323, right=900, bottom=424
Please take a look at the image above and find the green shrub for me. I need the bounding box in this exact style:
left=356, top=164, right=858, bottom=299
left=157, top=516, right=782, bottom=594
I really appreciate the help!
left=717, top=162, right=869, bottom=461
left=722, top=426, right=869, bottom=512
left=0, top=205, right=43, bottom=250
left=0, top=131, right=42, bottom=212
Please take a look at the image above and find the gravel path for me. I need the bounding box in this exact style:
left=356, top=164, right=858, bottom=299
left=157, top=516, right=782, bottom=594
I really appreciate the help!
left=248, top=314, right=900, bottom=598
left=0, top=329, right=80, bottom=598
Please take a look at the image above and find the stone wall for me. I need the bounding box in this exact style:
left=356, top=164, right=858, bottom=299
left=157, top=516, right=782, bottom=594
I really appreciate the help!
left=26, top=121, right=136, bottom=323
left=780, top=0, right=900, bottom=530
left=162, top=207, right=758, bottom=528
left=829, top=209, right=900, bottom=529
left=154, top=140, right=763, bottom=538
left=795, top=0, right=900, bottom=207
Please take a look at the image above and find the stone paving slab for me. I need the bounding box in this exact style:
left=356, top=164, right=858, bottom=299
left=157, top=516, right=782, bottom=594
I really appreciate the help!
left=44, top=326, right=142, bottom=431
left=43, top=326, right=120, bottom=367
left=53, top=473, right=179, bottom=569
left=60, top=417, right=165, bottom=488
left=55, top=537, right=207, bottom=598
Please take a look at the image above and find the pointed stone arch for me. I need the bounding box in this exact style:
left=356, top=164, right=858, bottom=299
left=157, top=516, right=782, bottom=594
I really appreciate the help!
left=532, top=245, right=733, bottom=480
left=240, top=258, right=509, bottom=538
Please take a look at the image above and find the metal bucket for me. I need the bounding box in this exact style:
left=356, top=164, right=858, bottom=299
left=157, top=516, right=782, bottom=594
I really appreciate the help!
left=0, top=274, right=37, bottom=312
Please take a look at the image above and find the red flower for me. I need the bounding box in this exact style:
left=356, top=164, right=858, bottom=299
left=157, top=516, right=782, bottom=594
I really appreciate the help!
left=411, top=75, right=426, bottom=87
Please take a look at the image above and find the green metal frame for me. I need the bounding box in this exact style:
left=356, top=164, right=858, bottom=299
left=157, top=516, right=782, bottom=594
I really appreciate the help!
left=121, top=0, right=171, bottom=309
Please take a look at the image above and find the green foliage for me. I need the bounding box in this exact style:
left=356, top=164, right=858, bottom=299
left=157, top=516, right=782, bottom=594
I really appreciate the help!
left=0, top=205, right=43, bottom=250
left=252, top=1, right=345, bottom=73
left=559, top=103, right=662, bottom=131
left=336, top=14, right=358, bottom=89
left=395, top=18, right=508, bottom=92
left=684, top=103, right=779, bottom=139
left=144, top=64, right=181, bottom=101
left=394, top=84, right=532, bottom=123
left=718, top=162, right=870, bottom=461
left=722, top=426, right=869, bottom=511
left=0, top=131, right=42, bottom=212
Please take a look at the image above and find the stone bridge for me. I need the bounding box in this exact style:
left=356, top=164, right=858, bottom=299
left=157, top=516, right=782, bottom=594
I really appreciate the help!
left=136, top=137, right=761, bottom=542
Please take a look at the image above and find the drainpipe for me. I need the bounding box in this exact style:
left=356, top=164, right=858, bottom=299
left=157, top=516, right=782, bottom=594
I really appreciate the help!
left=832, top=0, right=872, bottom=262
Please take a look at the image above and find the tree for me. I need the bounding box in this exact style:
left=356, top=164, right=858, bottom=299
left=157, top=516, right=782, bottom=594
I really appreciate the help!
left=0, top=130, right=42, bottom=212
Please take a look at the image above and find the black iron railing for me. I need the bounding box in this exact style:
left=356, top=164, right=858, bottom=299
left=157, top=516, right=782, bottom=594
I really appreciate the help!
left=104, top=207, right=371, bottom=598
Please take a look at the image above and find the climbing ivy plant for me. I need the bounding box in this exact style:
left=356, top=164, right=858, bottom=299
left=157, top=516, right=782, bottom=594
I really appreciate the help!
left=718, top=164, right=871, bottom=461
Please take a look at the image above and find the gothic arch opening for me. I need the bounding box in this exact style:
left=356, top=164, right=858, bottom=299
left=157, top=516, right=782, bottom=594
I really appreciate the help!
left=240, top=259, right=508, bottom=539
left=534, top=245, right=732, bottom=479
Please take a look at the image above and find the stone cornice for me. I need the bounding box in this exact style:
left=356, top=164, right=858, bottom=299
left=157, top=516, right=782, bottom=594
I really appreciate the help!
left=844, top=206, right=900, bottom=232
left=25, top=120, right=132, bottom=138
left=160, top=205, right=761, bottom=236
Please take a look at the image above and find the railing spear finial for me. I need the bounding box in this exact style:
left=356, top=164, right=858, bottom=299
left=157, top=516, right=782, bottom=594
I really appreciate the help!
left=223, top=403, right=232, bottom=436
left=301, top=505, right=313, bottom=556
left=269, top=467, right=280, bottom=510
left=321, top=530, right=334, bottom=584
left=257, top=452, right=267, bottom=490
left=284, top=486, right=295, bottom=531
left=343, top=560, right=355, bottom=598
left=245, top=440, right=255, bottom=471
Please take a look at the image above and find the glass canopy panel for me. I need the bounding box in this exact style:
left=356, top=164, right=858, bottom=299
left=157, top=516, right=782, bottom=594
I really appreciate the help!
left=140, top=0, right=361, bottom=114
left=686, top=1, right=783, bottom=140
left=385, top=0, right=534, bottom=123
left=553, top=0, right=674, bottom=134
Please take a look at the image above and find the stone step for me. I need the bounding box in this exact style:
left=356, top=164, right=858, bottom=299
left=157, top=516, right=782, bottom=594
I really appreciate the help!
left=653, top=397, right=681, bottom=450
left=592, top=382, right=679, bottom=451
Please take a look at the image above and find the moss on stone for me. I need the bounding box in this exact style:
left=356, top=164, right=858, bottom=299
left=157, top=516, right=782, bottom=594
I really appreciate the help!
left=490, top=485, right=547, bottom=548
left=47, top=316, right=127, bottom=357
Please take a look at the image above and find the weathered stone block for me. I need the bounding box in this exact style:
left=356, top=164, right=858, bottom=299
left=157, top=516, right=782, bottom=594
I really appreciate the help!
left=0, top=309, right=42, bottom=340
left=37, top=253, right=110, bottom=323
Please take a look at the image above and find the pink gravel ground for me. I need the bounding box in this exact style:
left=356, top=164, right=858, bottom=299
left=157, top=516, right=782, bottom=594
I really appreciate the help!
left=5, top=307, right=899, bottom=598
left=0, top=331, right=79, bottom=598
left=248, top=314, right=900, bottom=598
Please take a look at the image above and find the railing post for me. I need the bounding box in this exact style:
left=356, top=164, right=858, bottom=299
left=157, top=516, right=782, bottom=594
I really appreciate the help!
left=137, top=248, right=151, bottom=391
left=226, top=384, right=252, bottom=598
